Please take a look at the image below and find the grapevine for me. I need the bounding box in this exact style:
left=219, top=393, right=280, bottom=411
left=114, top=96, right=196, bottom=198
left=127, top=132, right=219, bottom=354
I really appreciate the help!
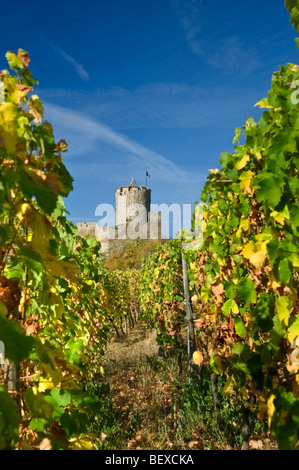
left=0, top=50, right=138, bottom=450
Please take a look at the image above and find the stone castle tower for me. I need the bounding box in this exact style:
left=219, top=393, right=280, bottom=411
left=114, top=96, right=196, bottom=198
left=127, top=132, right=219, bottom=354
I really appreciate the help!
left=115, top=177, right=151, bottom=226
left=77, top=177, right=162, bottom=254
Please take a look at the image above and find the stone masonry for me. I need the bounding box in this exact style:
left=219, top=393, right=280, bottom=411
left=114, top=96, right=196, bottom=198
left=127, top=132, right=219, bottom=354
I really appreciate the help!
left=76, top=177, right=162, bottom=254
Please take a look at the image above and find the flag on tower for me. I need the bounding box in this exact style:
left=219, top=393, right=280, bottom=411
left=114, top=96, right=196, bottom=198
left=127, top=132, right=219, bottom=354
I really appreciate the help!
left=145, top=171, right=150, bottom=187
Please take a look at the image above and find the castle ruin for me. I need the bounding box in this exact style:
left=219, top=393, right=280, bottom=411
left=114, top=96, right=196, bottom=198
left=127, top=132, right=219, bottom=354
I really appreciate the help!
left=76, top=177, right=162, bottom=254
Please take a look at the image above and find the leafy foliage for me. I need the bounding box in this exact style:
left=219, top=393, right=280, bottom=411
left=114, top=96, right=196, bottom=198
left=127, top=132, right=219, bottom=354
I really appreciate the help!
left=140, top=239, right=185, bottom=350
left=186, top=55, right=299, bottom=449
left=105, top=239, right=162, bottom=271
left=0, top=50, right=138, bottom=450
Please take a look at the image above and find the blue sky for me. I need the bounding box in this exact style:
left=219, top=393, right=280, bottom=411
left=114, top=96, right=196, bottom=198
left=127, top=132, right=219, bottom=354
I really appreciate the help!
left=1, top=0, right=298, bottom=233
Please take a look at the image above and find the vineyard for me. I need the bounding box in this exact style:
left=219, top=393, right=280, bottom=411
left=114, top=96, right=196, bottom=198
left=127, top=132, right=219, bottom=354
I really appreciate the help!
left=0, top=0, right=298, bottom=451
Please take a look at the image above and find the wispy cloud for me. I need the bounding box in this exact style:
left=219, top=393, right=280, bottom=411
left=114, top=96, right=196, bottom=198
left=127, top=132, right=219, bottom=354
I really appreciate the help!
left=169, top=0, right=261, bottom=76
left=206, top=36, right=261, bottom=77
left=44, top=102, right=206, bottom=186
left=39, top=81, right=261, bottom=131
left=45, top=40, right=89, bottom=81
left=169, top=0, right=204, bottom=56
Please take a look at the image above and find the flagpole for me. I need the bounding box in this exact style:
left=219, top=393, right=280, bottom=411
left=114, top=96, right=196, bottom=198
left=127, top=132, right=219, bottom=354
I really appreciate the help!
left=146, top=172, right=147, bottom=187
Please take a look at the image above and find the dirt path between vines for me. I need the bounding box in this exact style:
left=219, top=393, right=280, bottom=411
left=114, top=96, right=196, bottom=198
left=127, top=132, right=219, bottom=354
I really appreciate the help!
left=102, top=321, right=203, bottom=450
left=101, top=320, right=278, bottom=451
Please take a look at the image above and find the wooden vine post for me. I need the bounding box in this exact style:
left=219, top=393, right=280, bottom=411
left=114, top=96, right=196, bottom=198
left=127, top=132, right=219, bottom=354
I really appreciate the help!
left=181, top=253, right=196, bottom=383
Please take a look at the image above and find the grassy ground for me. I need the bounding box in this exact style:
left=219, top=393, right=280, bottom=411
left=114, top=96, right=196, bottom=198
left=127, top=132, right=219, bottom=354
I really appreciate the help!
left=88, top=320, right=277, bottom=450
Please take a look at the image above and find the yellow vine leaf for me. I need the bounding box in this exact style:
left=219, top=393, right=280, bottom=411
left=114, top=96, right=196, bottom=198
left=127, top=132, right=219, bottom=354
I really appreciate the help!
left=268, top=272, right=281, bottom=291
left=240, top=218, right=250, bottom=231
left=29, top=94, right=44, bottom=123
left=36, top=378, right=54, bottom=393
left=0, top=102, right=18, bottom=152
left=254, top=97, right=273, bottom=109
left=16, top=203, right=52, bottom=256
left=153, top=267, right=160, bottom=277
left=291, top=255, right=299, bottom=268
left=289, top=63, right=299, bottom=72
left=255, top=232, right=273, bottom=243
left=193, top=350, right=203, bottom=366
left=191, top=294, right=199, bottom=308
left=270, top=206, right=290, bottom=225
left=231, top=300, right=239, bottom=313
left=276, top=296, right=291, bottom=326
left=288, top=318, right=299, bottom=344
left=242, top=240, right=268, bottom=269
left=210, top=353, right=225, bottom=374
left=23, top=167, right=47, bottom=185
left=190, top=262, right=197, bottom=271
left=201, top=286, right=210, bottom=302
left=236, top=218, right=250, bottom=237
left=45, top=257, right=80, bottom=281
left=248, top=251, right=266, bottom=269
left=223, top=375, right=234, bottom=394
left=267, top=395, right=276, bottom=428
left=32, top=218, right=51, bottom=255
left=235, top=154, right=250, bottom=170
left=15, top=201, right=31, bottom=220
left=48, top=292, right=65, bottom=319
left=289, top=349, right=299, bottom=374
left=5, top=51, right=24, bottom=69
left=69, top=437, right=97, bottom=450
left=239, top=170, right=254, bottom=193
left=10, top=84, right=33, bottom=105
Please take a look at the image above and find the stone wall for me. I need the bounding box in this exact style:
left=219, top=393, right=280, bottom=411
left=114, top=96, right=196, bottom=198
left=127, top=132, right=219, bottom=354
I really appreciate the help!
left=76, top=222, right=97, bottom=238
left=77, top=211, right=162, bottom=256
left=76, top=182, right=164, bottom=256
left=148, top=212, right=162, bottom=239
